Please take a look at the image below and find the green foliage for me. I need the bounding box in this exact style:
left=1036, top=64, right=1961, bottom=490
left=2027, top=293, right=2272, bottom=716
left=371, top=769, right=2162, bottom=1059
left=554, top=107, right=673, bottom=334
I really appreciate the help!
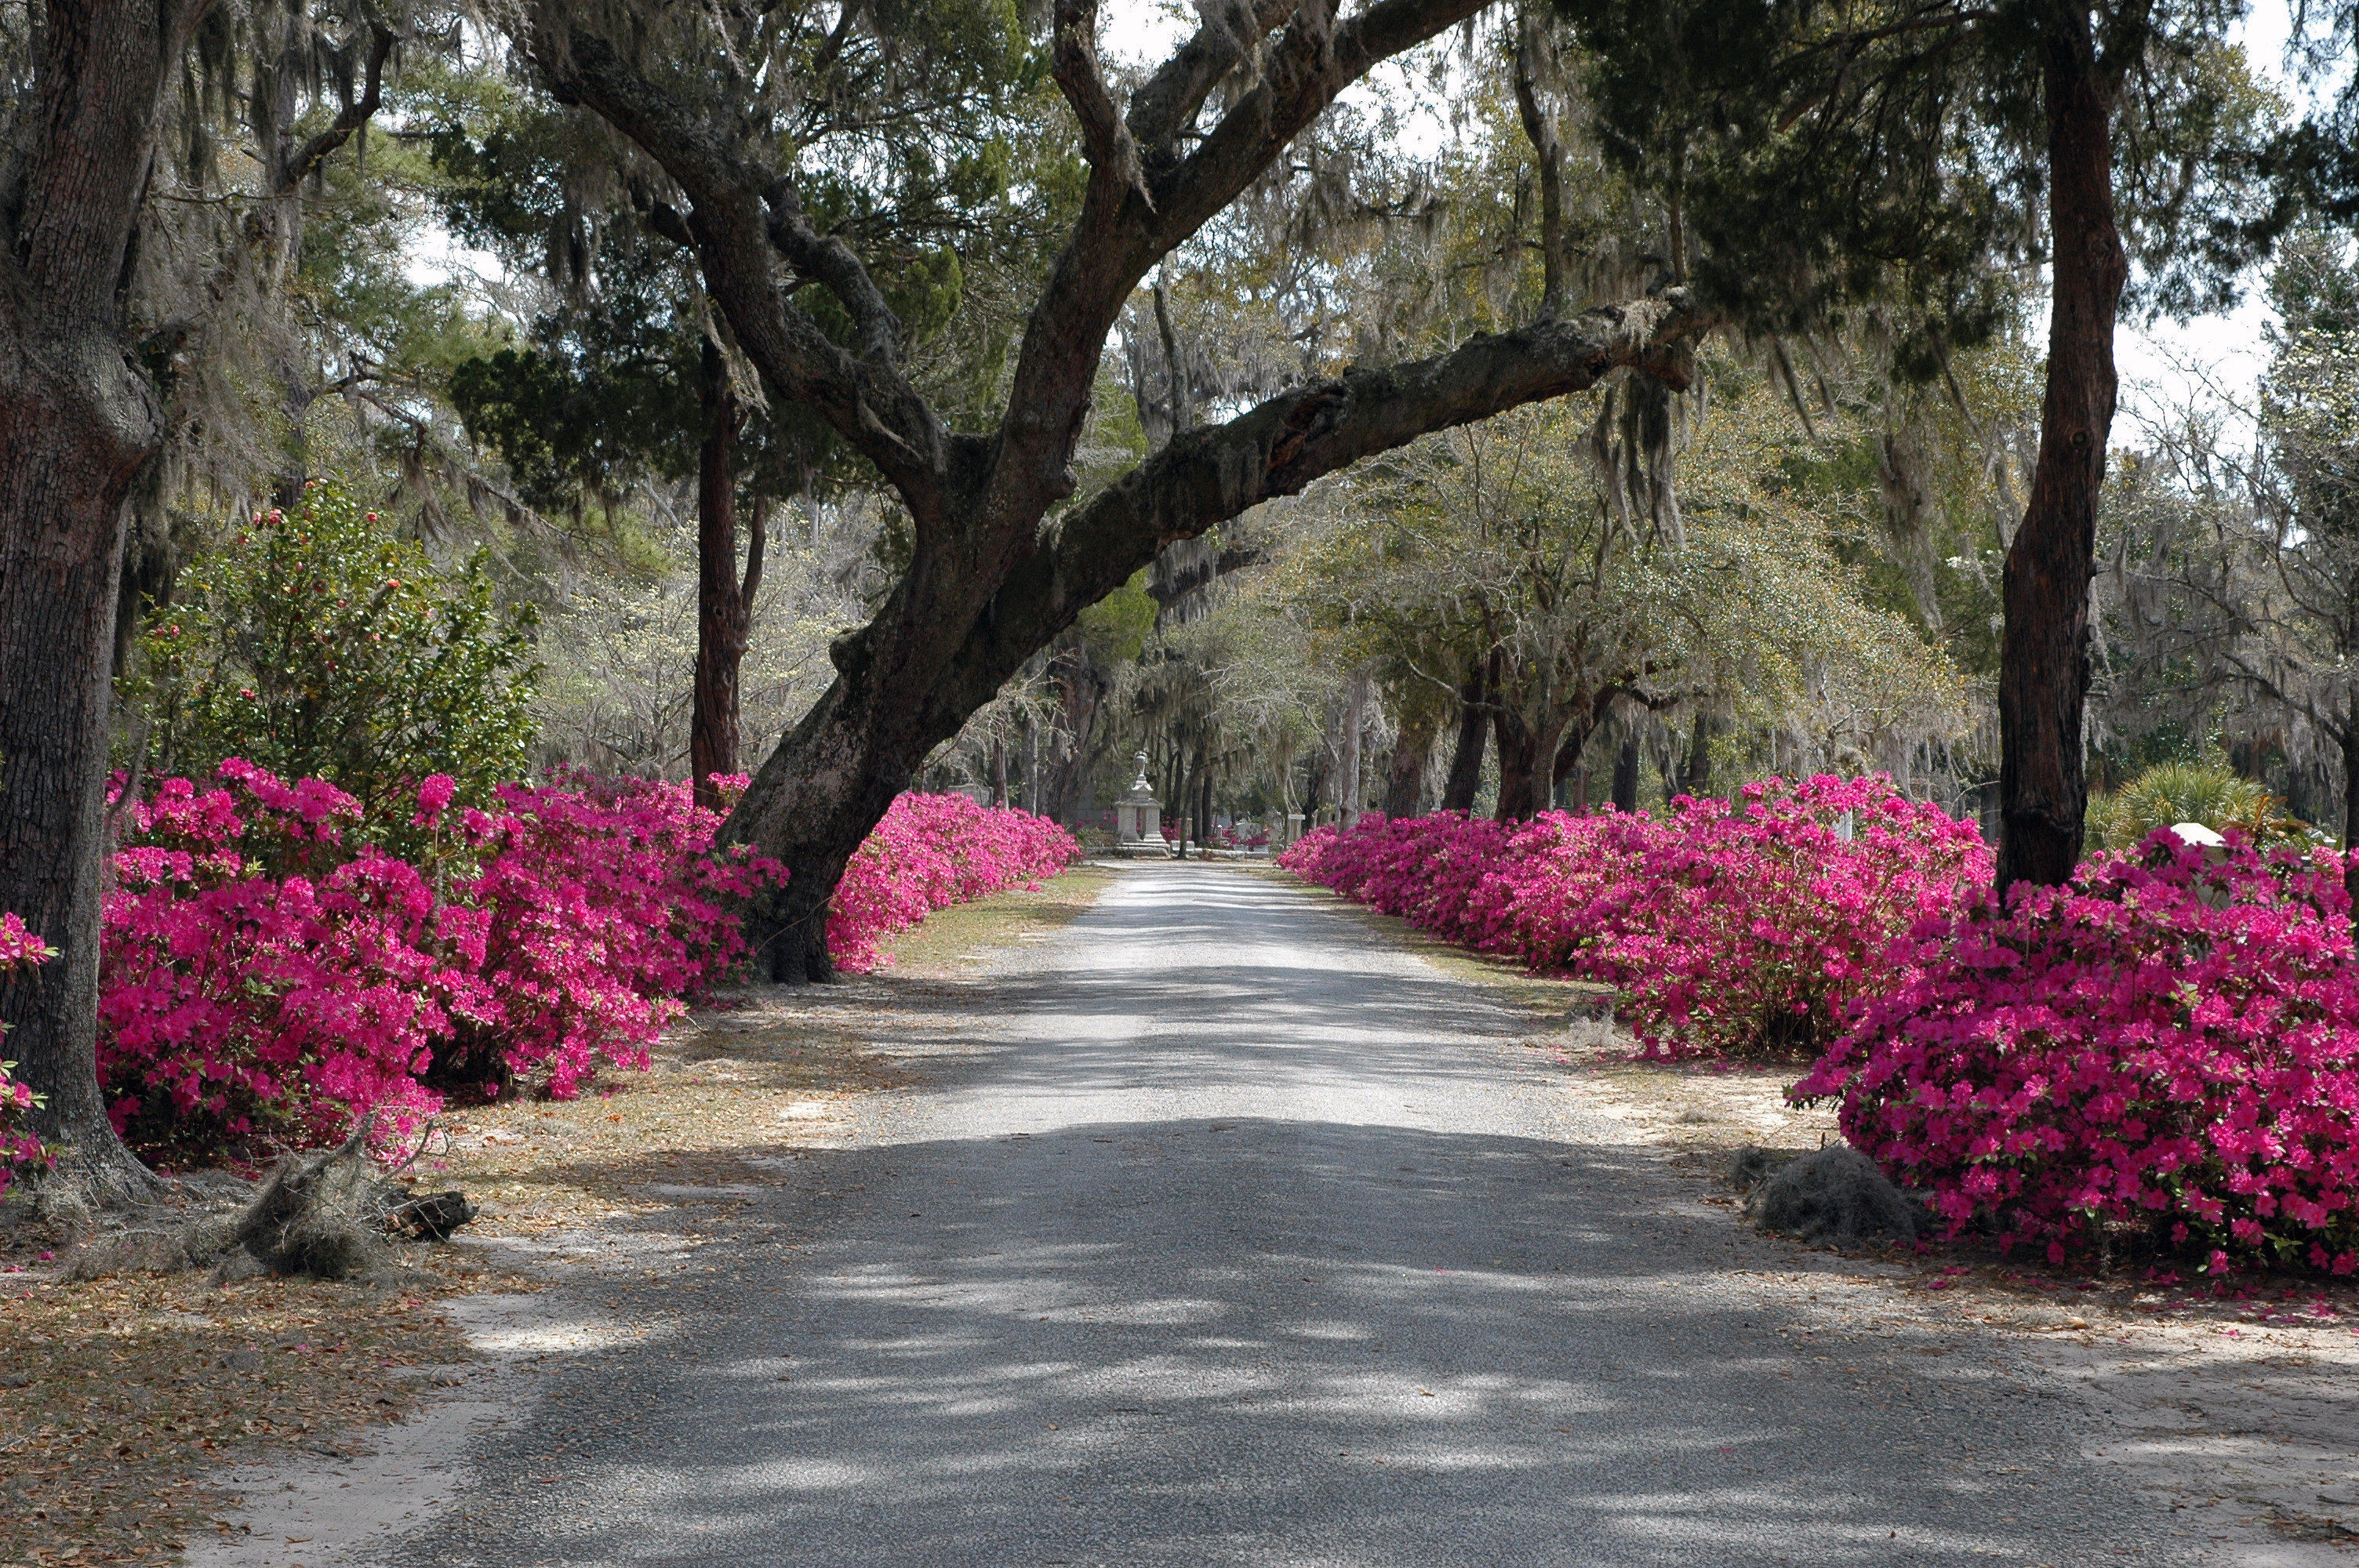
left=1554, top=0, right=2277, bottom=356
left=1075, top=571, right=1156, bottom=662
left=2082, top=760, right=2302, bottom=853
left=136, top=482, right=539, bottom=850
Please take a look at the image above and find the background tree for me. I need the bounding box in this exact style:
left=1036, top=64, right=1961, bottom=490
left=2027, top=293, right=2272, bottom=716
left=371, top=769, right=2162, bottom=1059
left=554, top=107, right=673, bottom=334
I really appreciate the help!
left=1556, top=0, right=2276, bottom=889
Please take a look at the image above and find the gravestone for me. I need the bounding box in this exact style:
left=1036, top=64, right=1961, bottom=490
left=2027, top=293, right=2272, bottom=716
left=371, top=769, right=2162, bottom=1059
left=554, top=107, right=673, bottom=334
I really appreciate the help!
left=1113, top=753, right=1168, bottom=858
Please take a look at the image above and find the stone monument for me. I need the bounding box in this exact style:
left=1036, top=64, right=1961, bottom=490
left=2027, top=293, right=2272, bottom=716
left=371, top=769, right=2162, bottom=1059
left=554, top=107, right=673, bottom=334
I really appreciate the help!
left=1114, top=753, right=1166, bottom=857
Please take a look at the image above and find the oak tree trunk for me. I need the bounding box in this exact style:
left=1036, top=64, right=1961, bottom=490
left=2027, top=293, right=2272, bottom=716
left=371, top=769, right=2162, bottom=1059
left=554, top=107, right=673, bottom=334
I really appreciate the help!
left=1493, top=705, right=1554, bottom=822
left=1337, top=671, right=1369, bottom=828
left=0, top=0, right=211, bottom=1195
left=2342, top=704, right=2359, bottom=928
left=690, top=343, right=762, bottom=811
left=1994, top=14, right=2127, bottom=894
left=1439, top=660, right=1491, bottom=812
left=1379, top=707, right=1438, bottom=818
left=1681, top=710, right=1714, bottom=797
left=1611, top=729, right=1641, bottom=813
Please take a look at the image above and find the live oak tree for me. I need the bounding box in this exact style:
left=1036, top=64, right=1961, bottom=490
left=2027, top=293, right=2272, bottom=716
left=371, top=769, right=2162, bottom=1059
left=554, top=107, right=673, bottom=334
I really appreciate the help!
left=431, top=42, right=1053, bottom=808
left=0, top=0, right=406, bottom=1185
left=508, top=0, right=1725, bottom=979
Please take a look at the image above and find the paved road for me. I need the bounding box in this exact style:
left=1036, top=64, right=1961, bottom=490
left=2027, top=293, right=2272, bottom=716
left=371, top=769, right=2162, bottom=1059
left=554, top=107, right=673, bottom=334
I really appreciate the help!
left=394, top=864, right=2204, bottom=1566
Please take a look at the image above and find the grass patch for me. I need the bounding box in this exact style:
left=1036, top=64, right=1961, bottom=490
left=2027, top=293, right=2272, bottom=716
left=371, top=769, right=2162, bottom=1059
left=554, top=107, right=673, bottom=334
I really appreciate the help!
left=874, top=862, right=1125, bottom=978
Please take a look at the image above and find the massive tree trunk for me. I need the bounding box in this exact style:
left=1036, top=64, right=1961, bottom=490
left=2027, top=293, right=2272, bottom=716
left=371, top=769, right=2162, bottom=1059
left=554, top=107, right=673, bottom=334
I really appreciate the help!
left=531, top=1, right=1718, bottom=980
left=1680, top=710, right=1714, bottom=797
left=1994, top=11, right=2128, bottom=893
left=1439, top=659, right=1491, bottom=812
left=0, top=0, right=212, bottom=1193
left=1336, top=670, right=1369, bottom=828
left=690, top=343, right=764, bottom=810
left=2341, top=701, right=2359, bottom=926
left=1038, top=645, right=1105, bottom=824
left=1494, top=705, right=1558, bottom=822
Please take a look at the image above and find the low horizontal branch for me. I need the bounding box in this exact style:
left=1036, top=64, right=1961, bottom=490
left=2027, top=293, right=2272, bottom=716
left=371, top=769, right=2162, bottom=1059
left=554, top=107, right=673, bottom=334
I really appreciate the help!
left=929, top=290, right=1721, bottom=728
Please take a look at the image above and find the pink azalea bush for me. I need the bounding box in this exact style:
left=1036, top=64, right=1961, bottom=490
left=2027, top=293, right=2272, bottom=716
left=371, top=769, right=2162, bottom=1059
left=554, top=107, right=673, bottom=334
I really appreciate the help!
left=441, top=771, right=787, bottom=1099
left=99, top=762, right=784, bottom=1157
left=1282, top=777, right=1988, bottom=1058
left=1796, top=832, right=2359, bottom=1274
left=829, top=793, right=1081, bottom=972
left=1, top=910, right=58, bottom=1195
left=100, top=762, right=488, bottom=1154
left=98, top=765, right=1074, bottom=1159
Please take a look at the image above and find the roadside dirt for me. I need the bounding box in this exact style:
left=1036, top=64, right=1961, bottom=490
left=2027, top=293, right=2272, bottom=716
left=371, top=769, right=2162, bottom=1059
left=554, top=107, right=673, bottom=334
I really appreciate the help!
left=0, top=864, right=1124, bottom=1568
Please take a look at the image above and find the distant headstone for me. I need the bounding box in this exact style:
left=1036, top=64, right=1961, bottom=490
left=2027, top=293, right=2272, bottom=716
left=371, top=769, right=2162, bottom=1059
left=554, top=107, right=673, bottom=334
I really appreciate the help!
left=1113, top=753, right=1168, bottom=857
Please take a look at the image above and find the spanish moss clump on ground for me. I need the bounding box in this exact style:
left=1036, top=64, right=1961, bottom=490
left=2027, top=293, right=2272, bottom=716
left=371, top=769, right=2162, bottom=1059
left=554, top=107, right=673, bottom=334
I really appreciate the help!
left=57, top=1128, right=475, bottom=1285
left=1732, top=1143, right=1920, bottom=1247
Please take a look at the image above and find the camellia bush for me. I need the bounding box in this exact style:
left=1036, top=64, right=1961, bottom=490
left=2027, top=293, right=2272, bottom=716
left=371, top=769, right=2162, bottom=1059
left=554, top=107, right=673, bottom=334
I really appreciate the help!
left=1, top=910, right=57, bottom=1195
left=96, top=764, right=1074, bottom=1161
left=1282, top=776, right=1989, bottom=1059
left=1796, top=832, right=2359, bottom=1274
left=829, top=792, right=1082, bottom=972
left=132, top=481, right=539, bottom=855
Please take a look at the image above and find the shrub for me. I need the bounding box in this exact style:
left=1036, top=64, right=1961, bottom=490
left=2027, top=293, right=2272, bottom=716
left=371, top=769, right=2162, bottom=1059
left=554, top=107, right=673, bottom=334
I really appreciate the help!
left=1, top=912, right=58, bottom=1196
left=1284, top=778, right=1989, bottom=1059
left=98, top=763, right=787, bottom=1159
left=135, top=481, right=538, bottom=854
left=2083, top=760, right=2305, bottom=854
left=443, top=771, right=787, bottom=1098
left=97, top=768, right=1074, bottom=1159
left=829, top=793, right=1081, bottom=971
left=1794, top=832, right=2359, bottom=1272
left=98, top=763, right=493, bottom=1158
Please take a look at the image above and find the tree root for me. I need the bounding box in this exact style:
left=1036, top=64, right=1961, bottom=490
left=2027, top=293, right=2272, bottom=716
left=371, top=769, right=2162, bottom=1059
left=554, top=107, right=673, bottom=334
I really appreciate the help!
left=57, top=1125, right=478, bottom=1283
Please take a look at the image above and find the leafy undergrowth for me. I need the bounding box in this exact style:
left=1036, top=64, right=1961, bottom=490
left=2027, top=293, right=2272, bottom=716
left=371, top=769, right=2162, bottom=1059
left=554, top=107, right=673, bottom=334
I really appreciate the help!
left=0, top=1256, right=489, bottom=1567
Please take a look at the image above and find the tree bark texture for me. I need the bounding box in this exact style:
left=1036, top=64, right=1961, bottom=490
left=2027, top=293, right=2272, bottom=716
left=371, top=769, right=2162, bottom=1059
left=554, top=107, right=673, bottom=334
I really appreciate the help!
left=1611, top=728, right=1641, bottom=813
left=1440, top=659, right=1491, bottom=812
left=1994, top=11, right=2128, bottom=893
left=0, top=0, right=213, bottom=1189
left=1379, top=705, right=1438, bottom=818
left=2343, top=702, right=2359, bottom=924
left=1337, top=670, right=1369, bottom=828
left=1493, top=705, right=1555, bottom=822
left=1681, top=710, right=1714, bottom=797
left=529, top=2, right=1718, bottom=979
left=690, top=343, right=763, bottom=810
left=1512, top=4, right=1568, bottom=317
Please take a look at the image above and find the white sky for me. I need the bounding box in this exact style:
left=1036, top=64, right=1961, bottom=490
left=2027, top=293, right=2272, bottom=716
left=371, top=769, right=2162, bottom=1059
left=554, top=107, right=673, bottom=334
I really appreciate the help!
left=2113, top=3, right=2345, bottom=441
